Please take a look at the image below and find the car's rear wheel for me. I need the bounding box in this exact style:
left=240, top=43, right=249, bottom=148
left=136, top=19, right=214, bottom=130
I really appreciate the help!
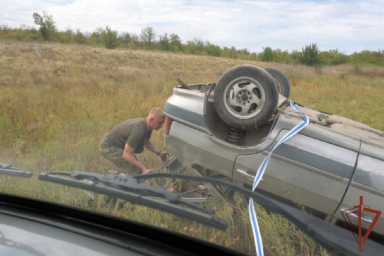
left=214, top=65, right=279, bottom=130
left=265, top=67, right=291, bottom=98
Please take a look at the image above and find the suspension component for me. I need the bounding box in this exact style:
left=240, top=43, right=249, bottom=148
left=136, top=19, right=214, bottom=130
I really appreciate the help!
left=226, top=127, right=244, bottom=145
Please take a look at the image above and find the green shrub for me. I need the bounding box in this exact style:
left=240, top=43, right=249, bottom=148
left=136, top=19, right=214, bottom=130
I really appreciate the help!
left=300, top=43, right=320, bottom=66
left=33, top=12, right=57, bottom=41
left=259, top=46, right=274, bottom=62
left=102, top=26, right=118, bottom=49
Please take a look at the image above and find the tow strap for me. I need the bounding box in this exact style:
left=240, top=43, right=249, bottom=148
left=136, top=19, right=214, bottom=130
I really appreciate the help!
left=249, top=101, right=309, bottom=256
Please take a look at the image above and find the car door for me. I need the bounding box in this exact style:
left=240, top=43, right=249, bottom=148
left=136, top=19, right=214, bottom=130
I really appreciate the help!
left=233, top=120, right=360, bottom=219
left=332, top=143, right=384, bottom=236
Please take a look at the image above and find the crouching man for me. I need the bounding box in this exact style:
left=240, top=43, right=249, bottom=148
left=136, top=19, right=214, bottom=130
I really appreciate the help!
left=99, top=107, right=169, bottom=175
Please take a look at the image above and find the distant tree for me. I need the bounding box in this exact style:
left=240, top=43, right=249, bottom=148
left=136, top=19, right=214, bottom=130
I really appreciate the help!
left=300, top=43, right=320, bottom=66
left=193, top=37, right=204, bottom=53
left=184, top=40, right=197, bottom=54
left=290, top=50, right=301, bottom=64
left=319, top=49, right=348, bottom=65
left=206, top=42, right=221, bottom=57
left=350, top=50, right=384, bottom=65
left=73, top=29, right=87, bottom=44
left=273, top=48, right=291, bottom=63
left=229, top=46, right=238, bottom=59
left=118, top=32, right=131, bottom=46
left=0, top=24, right=12, bottom=32
left=90, top=27, right=104, bottom=46
left=159, top=33, right=170, bottom=51
left=249, top=52, right=258, bottom=61
left=169, top=33, right=182, bottom=51
left=130, top=33, right=140, bottom=44
left=259, top=46, right=274, bottom=62
left=140, top=26, right=156, bottom=48
left=0, top=24, right=39, bottom=41
left=33, top=12, right=57, bottom=40
left=238, top=48, right=250, bottom=56
left=58, top=28, right=74, bottom=44
left=234, top=48, right=251, bottom=60
left=102, top=26, right=118, bottom=49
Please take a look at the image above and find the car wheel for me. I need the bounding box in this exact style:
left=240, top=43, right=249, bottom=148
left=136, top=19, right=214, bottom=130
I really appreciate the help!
left=214, top=65, right=279, bottom=130
left=265, top=67, right=291, bottom=98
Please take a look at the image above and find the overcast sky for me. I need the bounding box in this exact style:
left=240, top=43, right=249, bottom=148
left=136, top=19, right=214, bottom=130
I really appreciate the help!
left=1, top=0, right=383, bottom=55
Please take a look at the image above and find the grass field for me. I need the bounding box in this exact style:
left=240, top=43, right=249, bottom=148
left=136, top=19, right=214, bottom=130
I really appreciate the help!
left=1, top=41, right=384, bottom=255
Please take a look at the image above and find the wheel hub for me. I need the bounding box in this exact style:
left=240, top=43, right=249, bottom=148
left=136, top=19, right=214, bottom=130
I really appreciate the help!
left=237, top=90, right=252, bottom=105
left=222, top=76, right=267, bottom=120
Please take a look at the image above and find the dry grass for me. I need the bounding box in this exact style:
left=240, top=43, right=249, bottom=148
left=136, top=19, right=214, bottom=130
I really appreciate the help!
left=1, top=41, right=384, bottom=255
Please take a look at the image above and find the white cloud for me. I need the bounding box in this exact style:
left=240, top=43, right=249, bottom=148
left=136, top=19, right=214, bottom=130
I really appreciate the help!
left=1, top=0, right=383, bottom=54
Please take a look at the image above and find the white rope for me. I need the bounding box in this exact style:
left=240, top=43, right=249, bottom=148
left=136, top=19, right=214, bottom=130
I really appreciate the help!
left=249, top=101, right=309, bottom=256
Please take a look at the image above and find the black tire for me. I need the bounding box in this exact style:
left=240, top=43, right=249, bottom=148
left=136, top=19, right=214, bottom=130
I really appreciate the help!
left=214, top=65, right=279, bottom=130
left=265, top=67, right=291, bottom=98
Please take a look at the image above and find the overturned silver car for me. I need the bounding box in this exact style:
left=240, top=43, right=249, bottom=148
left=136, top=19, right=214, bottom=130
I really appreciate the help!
left=163, top=64, right=384, bottom=238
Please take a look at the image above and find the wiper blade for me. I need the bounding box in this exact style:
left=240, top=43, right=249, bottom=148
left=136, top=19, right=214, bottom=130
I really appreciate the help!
left=38, top=171, right=384, bottom=255
left=0, top=163, right=33, bottom=178
left=134, top=172, right=384, bottom=256
left=38, top=171, right=228, bottom=230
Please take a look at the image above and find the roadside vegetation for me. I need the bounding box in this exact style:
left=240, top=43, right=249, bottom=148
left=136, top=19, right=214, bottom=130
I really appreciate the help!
left=1, top=12, right=384, bottom=66
left=1, top=41, right=384, bottom=256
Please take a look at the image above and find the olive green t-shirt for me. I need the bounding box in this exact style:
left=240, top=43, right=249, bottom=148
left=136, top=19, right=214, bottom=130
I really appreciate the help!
left=104, top=118, right=152, bottom=153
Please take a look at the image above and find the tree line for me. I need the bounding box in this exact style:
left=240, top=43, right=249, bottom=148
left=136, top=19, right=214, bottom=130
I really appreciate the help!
left=1, top=12, right=383, bottom=66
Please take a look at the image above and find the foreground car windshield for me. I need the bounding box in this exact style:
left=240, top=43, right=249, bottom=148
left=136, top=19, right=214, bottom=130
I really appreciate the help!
left=1, top=41, right=384, bottom=256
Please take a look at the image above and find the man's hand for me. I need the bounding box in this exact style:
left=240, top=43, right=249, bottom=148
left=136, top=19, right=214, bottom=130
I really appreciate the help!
left=142, top=168, right=154, bottom=175
left=159, top=150, right=170, bottom=162
left=145, top=140, right=170, bottom=162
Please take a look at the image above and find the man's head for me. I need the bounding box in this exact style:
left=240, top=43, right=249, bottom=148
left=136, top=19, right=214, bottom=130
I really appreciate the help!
left=146, top=107, right=166, bottom=130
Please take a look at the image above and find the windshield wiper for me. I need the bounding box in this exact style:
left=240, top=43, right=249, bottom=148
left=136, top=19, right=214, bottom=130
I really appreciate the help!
left=38, top=171, right=384, bottom=256
left=38, top=171, right=228, bottom=230
left=133, top=172, right=384, bottom=256
left=0, top=163, right=33, bottom=178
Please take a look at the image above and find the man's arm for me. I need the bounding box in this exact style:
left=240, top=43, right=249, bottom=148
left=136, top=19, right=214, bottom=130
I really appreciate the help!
left=144, top=139, right=170, bottom=162
left=122, top=143, right=149, bottom=174
left=144, top=139, right=161, bottom=154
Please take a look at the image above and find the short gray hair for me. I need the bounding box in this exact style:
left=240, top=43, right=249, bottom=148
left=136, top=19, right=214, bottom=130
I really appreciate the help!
left=148, top=107, right=165, bottom=118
